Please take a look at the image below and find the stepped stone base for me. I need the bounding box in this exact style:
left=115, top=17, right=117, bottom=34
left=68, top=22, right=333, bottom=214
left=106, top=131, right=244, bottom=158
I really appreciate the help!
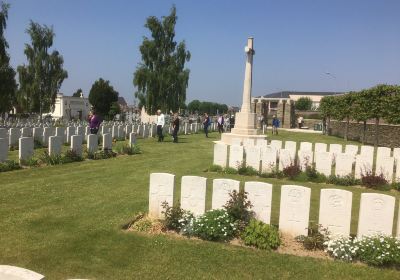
left=219, top=132, right=266, bottom=145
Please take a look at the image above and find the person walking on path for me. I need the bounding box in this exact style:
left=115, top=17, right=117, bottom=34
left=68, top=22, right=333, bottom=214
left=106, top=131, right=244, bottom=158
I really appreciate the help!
left=217, top=114, right=224, bottom=134
left=172, top=113, right=180, bottom=143
left=88, top=109, right=101, bottom=134
left=297, top=115, right=303, bottom=129
left=156, top=109, right=165, bottom=142
left=272, top=115, right=280, bottom=135
left=203, top=113, right=210, bottom=138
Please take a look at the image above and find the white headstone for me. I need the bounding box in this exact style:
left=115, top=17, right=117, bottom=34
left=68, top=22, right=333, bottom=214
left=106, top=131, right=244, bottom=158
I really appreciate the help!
left=43, top=127, right=52, bottom=146
left=329, top=144, right=343, bottom=157
left=261, top=146, right=277, bottom=173
left=285, top=141, right=297, bottom=160
left=345, top=145, right=359, bottom=157
left=66, top=126, right=75, bottom=143
left=21, top=127, right=32, bottom=137
left=112, top=125, right=118, bottom=139
left=118, top=125, right=125, bottom=139
left=181, top=176, right=207, bottom=216
left=319, top=189, right=352, bottom=237
left=0, top=265, right=45, bottom=280
left=149, top=173, right=175, bottom=218
left=0, top=128, right=7, bottom=139
left=49, top=136, right=62, bottom=156
left=9, top=128, right=20, bottom=147
left=19, top=137, right=34, bottom=162
left=375, top=156, right=394, bottom=183
left=245, top=145, right=261, bottom=172
left=360, top=145, right=374, bottom=159
left=315, top=152, right=333, bottom=176
left=357, top=193, right=395, bottom=238
left=33, top=127, right=44, bottom=143
left=212, top=178, right=240, bottom=209
left=245, top=181, right=272, bottom=224
left=87, top=134, right=98, bottom=153
left=0, top=137, right=8, bottom=162
left=377, top=147, right=391, bottom=161
left=335, top=153, right=354, bottom=177
left=255, top=139, right=268, bottom=147
left=129, top=132, right=136, bottom=147
left=102, top=133, right=112, bottom=150
left=297, top=150, right=313, bottom=171
left=270, top=140, right=282, bottom=151
left=314, top=142, right=327, bottom=153
left=126, top=125, right=132, bottom=136
left=76, top=126, right=84, bottom=137
left=279, top=185, right=311, bottom=236
left=279, top=149, right=293, bottom=171
left=355, top=154, right=373, bottom=179
left=299, top=142, right=312, bottom=151
left=243, top=138, right=255, bottom=147
left=229, top=145, right=244, bottom=169
left=71, top=135, right=83, bottom=156
left=213, top=143, right=228, bottom=167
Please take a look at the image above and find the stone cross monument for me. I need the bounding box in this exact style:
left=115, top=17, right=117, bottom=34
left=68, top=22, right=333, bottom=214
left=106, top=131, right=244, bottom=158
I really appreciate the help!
left=220, top=37, right=266, bottom=145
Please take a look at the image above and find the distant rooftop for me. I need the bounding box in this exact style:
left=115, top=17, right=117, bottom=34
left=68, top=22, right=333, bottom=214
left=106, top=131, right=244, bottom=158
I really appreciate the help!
left=258, top=91, right=344, bottom=99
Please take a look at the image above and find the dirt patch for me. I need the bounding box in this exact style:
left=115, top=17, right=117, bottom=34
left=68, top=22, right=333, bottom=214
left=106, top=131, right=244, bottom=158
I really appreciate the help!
left=276, top=233, right=330, bottom=260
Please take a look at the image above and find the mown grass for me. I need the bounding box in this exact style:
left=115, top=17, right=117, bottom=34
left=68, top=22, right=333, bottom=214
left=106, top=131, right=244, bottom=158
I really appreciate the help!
left=1, top=131, right=399, bottom=279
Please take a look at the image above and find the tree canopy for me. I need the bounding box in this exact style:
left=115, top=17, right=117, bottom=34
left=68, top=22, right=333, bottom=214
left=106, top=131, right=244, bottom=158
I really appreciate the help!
left=88, top=78, right=119, bottom=118
left=187, top=99, right=228, bottom=115
left=294, top=97, right=312, bottom=111
left=17, top=21, right=68, bottom=118
left=133, top=5, right=191, bottom=114
left=0, top=1, right=17, bottom=115
left=72, top=88, right=83, bottom=97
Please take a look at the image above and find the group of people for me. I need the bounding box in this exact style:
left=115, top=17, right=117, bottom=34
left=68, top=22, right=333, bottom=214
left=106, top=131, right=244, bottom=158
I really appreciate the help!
left=155, top=110, right=180, bottom=143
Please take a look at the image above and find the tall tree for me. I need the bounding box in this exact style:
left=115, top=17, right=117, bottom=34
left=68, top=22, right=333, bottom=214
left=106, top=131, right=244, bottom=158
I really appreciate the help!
left=331, top=93, right=355, bottom=141
left=72, top=88, right=83, bottom=97
left=352, top=90, right=370, bottom=144
left=133, top=5, right=191, bottom=114
left=88, top=78, right=119, bottom=118
left=383, top=85, right=400, bottom=125
left=0, top=2, right=17, bottom=116
left=17, top=21, right=67, bottom=120
left=319, top=96, right=335, bottom=135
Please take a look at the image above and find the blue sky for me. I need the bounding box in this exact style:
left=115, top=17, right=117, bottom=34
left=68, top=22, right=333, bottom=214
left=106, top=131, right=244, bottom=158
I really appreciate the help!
left=5, top=0, right=400, bottom=106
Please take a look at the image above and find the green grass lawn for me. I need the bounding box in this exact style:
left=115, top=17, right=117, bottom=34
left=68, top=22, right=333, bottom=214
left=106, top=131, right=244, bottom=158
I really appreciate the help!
left=1, top=131, right=399, bottom=279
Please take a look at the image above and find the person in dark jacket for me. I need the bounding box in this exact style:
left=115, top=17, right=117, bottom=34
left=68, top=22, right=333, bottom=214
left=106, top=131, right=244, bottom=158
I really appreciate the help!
left=272, top=115, right=280, bottom=135
left=217, top=114, right=224, bottom=134
left=88, top=109, right=101, bottom=134
left=203, top=113, right=210, bottom=138
left=172, top=113, right=180, bottom=143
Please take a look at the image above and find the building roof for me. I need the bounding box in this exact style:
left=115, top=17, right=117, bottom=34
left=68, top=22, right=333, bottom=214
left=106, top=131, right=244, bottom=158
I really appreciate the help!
left=258, top=91, right=344, bottom=99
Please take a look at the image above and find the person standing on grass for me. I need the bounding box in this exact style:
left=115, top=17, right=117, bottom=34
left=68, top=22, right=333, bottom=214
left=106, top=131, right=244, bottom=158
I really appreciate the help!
left=156, top=109, right=165, bottom=142
left=172, top=113, right=180, bottom=143
left=217, top=114, right=224, bottom=134
left=88, top=109, right=101, bottom=134
left=203, top=113, right=210, bottom=138
left=272, top=115, right=280, bottom=135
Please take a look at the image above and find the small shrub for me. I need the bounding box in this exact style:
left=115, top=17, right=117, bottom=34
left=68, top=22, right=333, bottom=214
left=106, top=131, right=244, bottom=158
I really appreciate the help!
left=63, top=150, right=83, bottom=163
left=296, top=224, right=329, bottom=251
left=361, top=172, right=390, bottom=190
left=193, top=209, right=237, bottom=242
left=20, top=157, right=40, bottom=167
left=283, top=163, right=301, bottom=179
left=357, top=235, right=400, bottom=267
left=39, top=151, right=63, bottom=165
left=86, top=149, right=117, bottom=160
left=34, top=140, right=44, bottom=149
left=224, top=167, right=238, bottom=174
left=0, top=160, right=21, bottom=172
left=324, top=236, right=357, bottom=262
left=327, top=175, right=360, bottom=186
left=208, top=164, right=223, bottom=172
left=161, top=202, right=194, bottom=233
left=241, top=219, right=281, bottom=250
left=392, top=182, right=400, bottom=191
left=305, top=166, right=326, bottom=183
left=224, top=189, right=254, bottom=231
left=9, top=145, right=18, bottom=151
left=238, top=164, right=259, bottom=176
left=115, top=143, right=142, bottom=155
left=260, top=169, right=284, bottom=179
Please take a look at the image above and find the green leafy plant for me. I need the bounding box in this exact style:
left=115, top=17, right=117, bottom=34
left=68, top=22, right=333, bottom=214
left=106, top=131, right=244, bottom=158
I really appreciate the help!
left=305, top=166, right=326, bottom=183
left=357, top=235, right=400, bottom=267
left=63, top=150, right=83, bottom=163
left=295, top=97, right=313, bottom=111
left=327, top=175, right=360, bottom=186
left=161, top=202, right=194, bottom=233
left=296, top=223, right=329, bottom=251
left=224, top=167, right=238, bottom=174
left=39, top=151, right=63, bottom=165
left=193, top=209, right=237, bottom=242
left=241, top=219, right=281, bottom=250
left=208, top=164, right=223, bottom=172
left=0, top=160, right=21, bottom=172
left=260, top=169, right=284, bottom=179
left=238, top=164, right=259, bottom=176
left=115, top=143, right=142, bottom=155
left=223, top=189, right=254, bottom=232
left=20, top=157, right=40, bottom=167
left=86, top=149, right=117, bottom=160
left=324, top=237, right=357, bottom=262
left=34, top=139, right=44, bottom=149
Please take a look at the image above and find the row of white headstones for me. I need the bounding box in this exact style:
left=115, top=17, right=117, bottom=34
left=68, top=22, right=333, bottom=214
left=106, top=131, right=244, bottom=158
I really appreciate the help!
left=0, top=122, right=208, bottom=162
left=149, top=173, right=399, bottom=238
left=214, top=139, right=400, bottom=183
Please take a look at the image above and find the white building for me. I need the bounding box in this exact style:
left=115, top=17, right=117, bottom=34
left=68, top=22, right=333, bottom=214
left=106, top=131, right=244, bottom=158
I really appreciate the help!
left=51, top=93, right=91, bottom=120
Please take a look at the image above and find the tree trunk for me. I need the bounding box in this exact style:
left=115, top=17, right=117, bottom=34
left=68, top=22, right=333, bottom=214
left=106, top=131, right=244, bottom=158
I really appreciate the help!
left=362, top=120, right=367, bottom=145
left=327, top=116, right=331, bottom=135
left=374, top=117, right=379, bottom=148
left=344, top=117, right=349, bottom=141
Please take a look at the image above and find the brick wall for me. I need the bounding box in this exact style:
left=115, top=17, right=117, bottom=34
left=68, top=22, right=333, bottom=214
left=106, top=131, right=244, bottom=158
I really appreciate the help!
left=330, top=121, right=400, bottom=148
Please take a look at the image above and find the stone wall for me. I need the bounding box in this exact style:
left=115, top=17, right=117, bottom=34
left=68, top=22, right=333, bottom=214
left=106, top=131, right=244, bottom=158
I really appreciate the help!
left=330, top=121, right=400, bottom=148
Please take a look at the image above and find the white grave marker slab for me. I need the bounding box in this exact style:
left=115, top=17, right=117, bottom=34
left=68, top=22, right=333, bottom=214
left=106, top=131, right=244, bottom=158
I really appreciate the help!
left=315, top=152, right=333, bottom=176
left=231, top=138, right=242, bottom=146
left=319, top=189, right=352, bottom=236
left=377, top=147, right=391, bottom=161
left=19, top=137, right=34, bottom=161
left=181, top=176, right=207, bottom=216
left=87, top=134, right=98, bottom=153
left=299, top=142, right=312, bottom=151
left=245, top=146, right=261, bottom=172
left=357, top=193, right=395, bottom=238
left=71, top=135, right=83, bottom=156
left=261, top=146, right=277, bottom=173
left=360, top=145, right=374, bottom=159
left=285, top=141, right=297, bottom=160
left=229, top=145, right=244, bottom=169
left=243, top=138, right=255, bottom=147
left=270, top=140, right=282, bottom=151
left=335, top=153, right=353, bottom=177
left=345, top=145, right=359, bottom=157
left=329, top=144, right=343, bottom=158
left=297, top=150, right=313, bottom=171
left=279, top=149, right=293, bottom=171
left=314, top=143, right=327, bottom=153
left=212, top=179, right=240, bottom=209
left=279, top=185, right=311, bottom=236
left=245, top=181, right=272, bottom=224
left=102, top=133, right=112, bottom=150
left=0, top=265, right=45, bottom=280
left=0, top=137, right=8, bottom=162
left=375, top=156, right=394, bottom=183
left=355, top=155, right=373, bottom=179
left=213, top=143, right=228, bottom=167
left=149, top=173, right=174, bottom=218
left=49, top=136, right=62, bottom=156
